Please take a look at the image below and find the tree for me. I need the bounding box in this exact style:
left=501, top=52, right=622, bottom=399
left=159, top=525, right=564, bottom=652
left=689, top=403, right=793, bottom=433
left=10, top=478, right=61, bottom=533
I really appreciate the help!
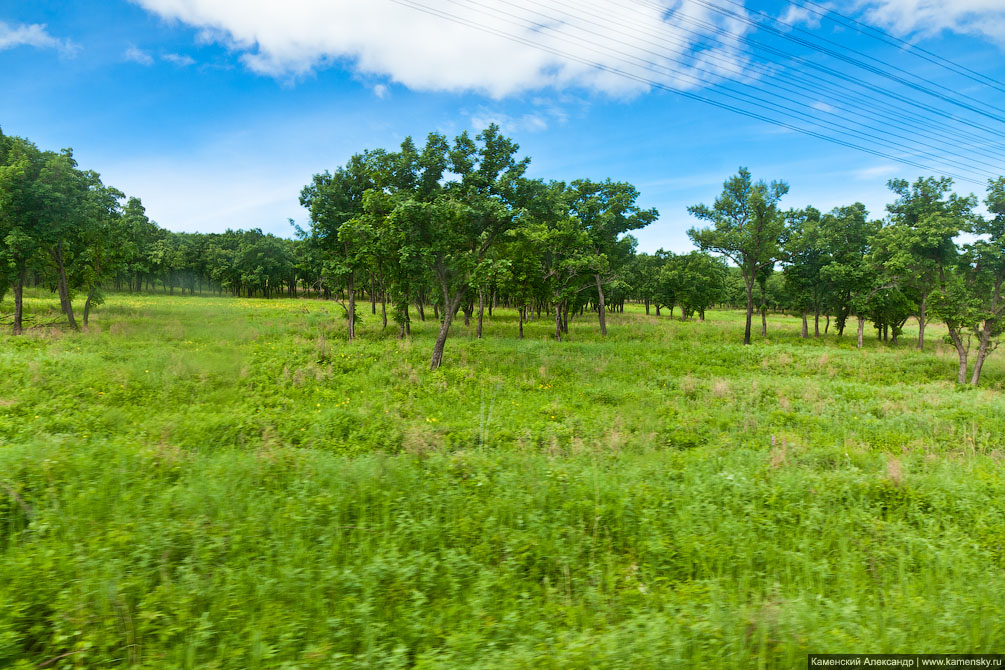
left=930, top=178, right=1005, bottom=385
left=781, top=206, right=828, bottom=337
left=77, top=176, right=125, bottom=325
left=378, top=125, right=530, bottom=369
left=662, top=251, right=728, bottom=321
left=688, top=167, right=789, bottom=344
left=0, top=134, right=45, bottom=334
left=882, top=177, right=976, bottom=350
left=570, top=179, right=657, bottom=336
left=300, top=152, right=378, bottom=340
left=818, top=203, right=882, bottom=348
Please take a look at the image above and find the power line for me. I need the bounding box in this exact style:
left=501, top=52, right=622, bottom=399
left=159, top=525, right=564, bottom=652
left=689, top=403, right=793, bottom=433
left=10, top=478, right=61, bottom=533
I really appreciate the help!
left=687, top=0, right=1005, bottom=127
left=702, top=0, right=1005, bottom=121
left=496, top=0, right=1005, bottom=172
left=572, top=0, right=1005, bottom=160
left=386, top=0, right=989, bottom=185
left=480, top=0, right=1003, bottom=176
left=625, top=0, right=1005, bottom=144
left=785, top=0, right=1005, bottom=95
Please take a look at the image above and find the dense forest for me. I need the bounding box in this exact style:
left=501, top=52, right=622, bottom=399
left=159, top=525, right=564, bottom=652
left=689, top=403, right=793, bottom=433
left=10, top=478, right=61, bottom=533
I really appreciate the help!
left=2, top=125, right=1003, bottom=382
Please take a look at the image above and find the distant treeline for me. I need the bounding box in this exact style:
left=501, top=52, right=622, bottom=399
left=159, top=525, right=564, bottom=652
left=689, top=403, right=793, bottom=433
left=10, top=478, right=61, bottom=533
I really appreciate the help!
left=2, top=125, right=1003, bottom=383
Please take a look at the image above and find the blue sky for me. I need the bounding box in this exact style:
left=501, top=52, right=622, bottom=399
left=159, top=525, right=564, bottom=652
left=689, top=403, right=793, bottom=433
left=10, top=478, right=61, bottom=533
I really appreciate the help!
left=2, top=0, right=1003, bottom=252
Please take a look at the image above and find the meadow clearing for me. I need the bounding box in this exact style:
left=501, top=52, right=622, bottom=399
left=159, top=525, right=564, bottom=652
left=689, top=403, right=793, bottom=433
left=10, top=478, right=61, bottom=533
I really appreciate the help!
left=1, top=291, right=1004, bottom=668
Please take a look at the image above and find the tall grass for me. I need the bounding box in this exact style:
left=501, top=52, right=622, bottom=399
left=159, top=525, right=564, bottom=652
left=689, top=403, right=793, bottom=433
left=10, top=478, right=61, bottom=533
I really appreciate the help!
left=1, top=290, right=1003, bottom=668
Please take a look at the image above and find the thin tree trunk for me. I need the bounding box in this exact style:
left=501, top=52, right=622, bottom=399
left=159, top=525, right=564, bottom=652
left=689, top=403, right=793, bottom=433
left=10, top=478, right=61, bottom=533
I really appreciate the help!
left=947, top=327, right=968, bottom=384
left=856, top=315, right=865, bottom=349
left=519, top=306, right=525, bottom=339
left=371, top=274, right=376, bottom=314
left=52, top=244, right=78, bottom=330
left=380, top=284, right=387, bottom=330
left=430, top=290, right=465, bottom=371
left=477, top=289, right=484, bottom=339
left=743, top=280, right=754, bottom=345
left=917, top=292, right=927, bottom=350
left=825, top=314, right=830, bottom=334
left=801, top=311, right=808, bottom=338
left=83, top=286, right=95, bottom=326
left=595, top=273, right=607, bottom=336
left=12, top=275, right=24, bottom=335
left=562, top=301, right=569, bottom=334
left=346, top=272, right=356, bottom=341
left=554, top=301, right=562, bottom=342
left=814, top=309, right=820, bottom=337
left=970, top=325, right=992, bottom=386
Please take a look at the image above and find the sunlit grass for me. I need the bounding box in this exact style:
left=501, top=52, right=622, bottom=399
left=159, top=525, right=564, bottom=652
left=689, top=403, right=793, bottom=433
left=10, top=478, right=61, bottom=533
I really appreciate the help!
left=1, top=290, right=1003, bottom=668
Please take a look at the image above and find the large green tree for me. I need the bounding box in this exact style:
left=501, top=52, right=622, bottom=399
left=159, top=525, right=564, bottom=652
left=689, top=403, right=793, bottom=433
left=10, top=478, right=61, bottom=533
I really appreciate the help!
left=688, top=168, right=789, bottom=344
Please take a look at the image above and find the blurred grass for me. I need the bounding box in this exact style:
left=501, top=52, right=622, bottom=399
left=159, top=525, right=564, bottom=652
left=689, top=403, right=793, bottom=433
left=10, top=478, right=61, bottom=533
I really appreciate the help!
left=1, top=290, right=1003, bottom=668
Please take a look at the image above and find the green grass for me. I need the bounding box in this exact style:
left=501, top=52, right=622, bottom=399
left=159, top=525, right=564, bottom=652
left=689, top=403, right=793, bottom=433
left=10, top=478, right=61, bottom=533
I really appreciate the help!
left=1, top=291, right=1004, bottom=668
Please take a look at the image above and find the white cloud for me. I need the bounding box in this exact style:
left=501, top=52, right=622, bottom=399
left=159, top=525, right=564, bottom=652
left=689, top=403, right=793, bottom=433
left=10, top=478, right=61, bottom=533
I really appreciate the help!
left=779, top=3, right=825, bottom=29
left=124, top=45, right=154, bottom=65
left=373, top=83, right=389, bottom=99
left=0, top=20, right=76, bottom=53
left=163, top=52, right=196, bottom=66
left=469, top=110, right=550, bottom=134
left=858, top=0, right=1005, bottom=46
left=853, top=164, right=900, bottom=180
left=130, top=0, right=753, bottom=97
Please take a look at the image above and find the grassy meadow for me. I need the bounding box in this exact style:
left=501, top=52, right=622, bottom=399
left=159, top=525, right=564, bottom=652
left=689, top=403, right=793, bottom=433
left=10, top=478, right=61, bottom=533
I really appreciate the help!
left=1, top=290, right=1004, bottom=668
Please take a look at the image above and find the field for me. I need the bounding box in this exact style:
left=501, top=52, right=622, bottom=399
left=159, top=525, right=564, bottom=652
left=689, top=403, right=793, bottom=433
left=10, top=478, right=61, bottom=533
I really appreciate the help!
left=2, top=291, right=1004, bottom=669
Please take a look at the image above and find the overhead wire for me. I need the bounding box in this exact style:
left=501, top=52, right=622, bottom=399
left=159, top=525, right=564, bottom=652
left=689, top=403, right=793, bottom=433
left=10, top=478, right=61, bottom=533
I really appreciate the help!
left=490, top=0, right=1005, bottom=173
left=386, top=0, right=990, bottom=185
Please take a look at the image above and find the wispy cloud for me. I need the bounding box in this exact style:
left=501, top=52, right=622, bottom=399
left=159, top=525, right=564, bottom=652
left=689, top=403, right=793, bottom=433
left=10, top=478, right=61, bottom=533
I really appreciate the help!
left=0, top=20, right=77, bottom=54
left=123, top=45, right=153, bottom=65
left=163, top=52, right=195, bottom=66
left=469, top=109, right=551, bottom=134
left=853, top=164, right=900, bottom=180
left=859, top=0, right=1005, bottom=47
left=372, top=83, right=389, bottom=99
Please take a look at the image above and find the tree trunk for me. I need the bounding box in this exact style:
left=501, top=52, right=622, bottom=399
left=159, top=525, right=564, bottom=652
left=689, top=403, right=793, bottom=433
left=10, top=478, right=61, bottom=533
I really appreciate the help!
left=12, top=275, right=24, bottom=335
left=825, top=314, right=830, bottom=334
left=519, top=306, right=525, bottom=339
left=595, top=274, right=607, bottom=336
left=434, top=303, right=440, bottom=322
left=416, top=298, right=425, bottom=322
left=430, top=290, right=465, bottom=371
left=743, top=279, right=754, bottom=345
left=917, top=292, right=927, bottom=351
left=83, top=286, right=96, bottom=326
left=371, top=275, right=376, bottom=314
left=856, top=315, right=865, bottom=349
left=346, top=272, right=356, bottom=341
left=814, top=310, right=820, bottom=337
left=947, top=327, right=968, bottom=384
left=970, top=325, right=992, bottom=386
left=655, top=304, right=660, bottom=317
left=554, top=300, right=563, bottom=341
left=645, top=300, right=650, bottom=315
left=562, top=301, right=569, bottom=334
left=52, top=244, right=78, bottom=330
left=477, top=289, right=484, bottom=339
left=801, top=311, right=808, bottom=338
left=380, top=284, right=387, bottom=330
